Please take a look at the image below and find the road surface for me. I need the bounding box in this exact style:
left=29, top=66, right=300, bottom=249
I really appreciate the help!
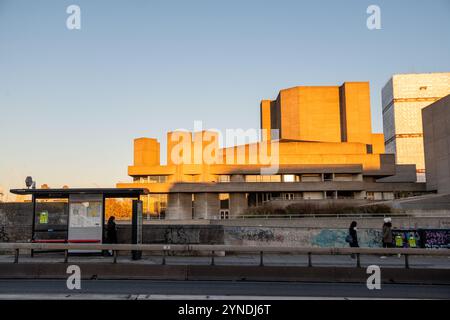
left=0, top=280, right=449, bottom=299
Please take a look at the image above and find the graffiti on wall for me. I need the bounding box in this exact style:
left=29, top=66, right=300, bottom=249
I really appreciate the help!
left=226, top=227, right=284, bottom=243
left=422, top=229, right=449, bottom=249
left=164, top=227, right=189, bottom=244
left=0, top=226, right=9, bottom=242
left=225, top=226, right=450, bottom=248
left=311, top=229, right=347, bottom=247
left=362, top=229, right=383, bottom=248
left=163, top=226, right=203, bottom=244
left=226, top=227, right=386, bottom=248
left=310, top=229, right=383, bottom=248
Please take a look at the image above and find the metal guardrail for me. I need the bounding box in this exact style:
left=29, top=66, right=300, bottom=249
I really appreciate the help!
left=0, top=243, right=448, bottom=269
left=141, top=213, right=408, bottom=221
left=233, top=213, right=407, bottom=219
left=125, top=212, right=450, bottom=221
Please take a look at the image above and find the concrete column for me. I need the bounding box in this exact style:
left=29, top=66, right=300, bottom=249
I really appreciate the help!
left=229, top=193, right=247, bottom=217
left=193, top=193, right=220, bottom=220
left=166, top=193, right=192, bottom=220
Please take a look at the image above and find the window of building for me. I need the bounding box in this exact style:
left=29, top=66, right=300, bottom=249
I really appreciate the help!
left=337, top=191, right=354, bottom=199
left=323, top=173, right=333, bottom=181
left=191, top=194, right=194, bottom=219
left=282, top=174, right=296, bottom=182
left=264, top=175, right=281, bottom=182
left=382, top=192, right=394, bottom=200
left=141, top=194, right=167, bottom=219
left=300, top=174, right=322, bottom=182
left=218, top=175, right=230, bottom=183
left=245, top=175, right=282, bottom=182
left=284, top=193, right=294, bottom=200
left=134, top=176, right=168, bottom=183
left=219, top=193, right=229, bottom=209
left=149, top=175, right=168, bottom=183
left=334, top=174, right=354, bottom=181
left=220, top=210, right=229, bottom=220
left=262, top=193, right=272, bottom=202
left=271, top=192, right=281, bottom=199
left=325, top=191, right=336, bottom=199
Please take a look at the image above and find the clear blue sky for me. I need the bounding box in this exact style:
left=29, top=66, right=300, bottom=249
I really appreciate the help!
left=1, top=0, right=449, bottom=199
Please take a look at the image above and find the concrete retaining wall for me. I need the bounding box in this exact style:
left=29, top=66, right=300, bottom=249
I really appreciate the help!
left=117, top=224, right=224, bottom=245
left=223, top=226, right=381, bottom=247
left=1, top=264, right=449, bottom=284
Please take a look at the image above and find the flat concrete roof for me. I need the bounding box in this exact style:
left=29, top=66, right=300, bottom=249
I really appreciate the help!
left=10, top=188, right=149, bottom=199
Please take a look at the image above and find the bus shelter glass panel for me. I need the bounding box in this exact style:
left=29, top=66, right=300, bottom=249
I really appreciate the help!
left=34, top=199, right=68, bottom=241
left=68, top=194, right=103, bottom=245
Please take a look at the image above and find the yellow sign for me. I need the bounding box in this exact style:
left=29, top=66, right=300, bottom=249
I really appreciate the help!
left=408, top=234, right=417, bottom=248
left=395, top=235, right=403, bottom=247
left=39, top=211, right=48, bottom=224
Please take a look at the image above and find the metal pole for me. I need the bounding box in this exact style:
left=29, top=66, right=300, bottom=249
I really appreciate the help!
left=64, top=250, right=68, bottom=263
left=308, top=252, right=312, bottom=267
left=211, top=251, right=215, bottom=266
left=31, top=194, right=36, bottom=241
left=101, top=195, right=106, bottom=244
left=113, top=250, right=118, bottom=264
left=162, top=250, right=166, bottom=265
left=259, top=251, right=264, bottom=266
left=404, top=254, right=409, bottom=269
left=30, top=194, right=36, bottom=258
left=356, top=253, right=361, bottom=268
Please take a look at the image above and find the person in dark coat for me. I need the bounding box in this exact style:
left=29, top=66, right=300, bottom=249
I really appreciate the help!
left=382, top=218, right=393, bottom=248
left=106, top=216, right=117, bottom=243
left=381, top=217, right=393, bottom=259
left=349, top=221, right=359, bottom=258
left=105, top=216, right=118, bottom=256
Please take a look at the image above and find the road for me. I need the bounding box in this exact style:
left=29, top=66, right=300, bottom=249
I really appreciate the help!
left=0, top=280, right=449, bottom=299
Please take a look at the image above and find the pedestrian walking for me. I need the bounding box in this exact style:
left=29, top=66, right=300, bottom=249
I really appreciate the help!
left=347, top=221, right=359, bottom=259
left=381, top=217, right=393, bottom=259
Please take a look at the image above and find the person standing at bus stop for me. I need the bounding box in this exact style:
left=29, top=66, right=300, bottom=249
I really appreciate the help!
left=106, top=216, right=118, bottom=256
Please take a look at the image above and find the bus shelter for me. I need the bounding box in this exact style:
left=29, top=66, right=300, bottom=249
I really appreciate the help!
left=10, top=188, right=148, bottom=257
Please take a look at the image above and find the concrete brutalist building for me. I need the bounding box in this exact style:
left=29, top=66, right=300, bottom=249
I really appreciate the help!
left=422, top=94, right=450, bottom=194
left=382, top=72, right=450, bottom=182
left=117, top=82, right=427, bottom=219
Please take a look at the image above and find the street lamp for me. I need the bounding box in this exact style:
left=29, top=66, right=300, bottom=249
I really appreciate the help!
left=25, top=176, right=36, bottom=189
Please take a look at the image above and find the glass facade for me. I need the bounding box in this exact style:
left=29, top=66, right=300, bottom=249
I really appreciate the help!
left=140, top=194, right=167, bottom=217
left=245, top=175, right=282, bottom=182
left=219, top=193, right=229, bottom=209
left=218, top=175, right=230, bottom=183
left=134, top=176, right=168, bottom=183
